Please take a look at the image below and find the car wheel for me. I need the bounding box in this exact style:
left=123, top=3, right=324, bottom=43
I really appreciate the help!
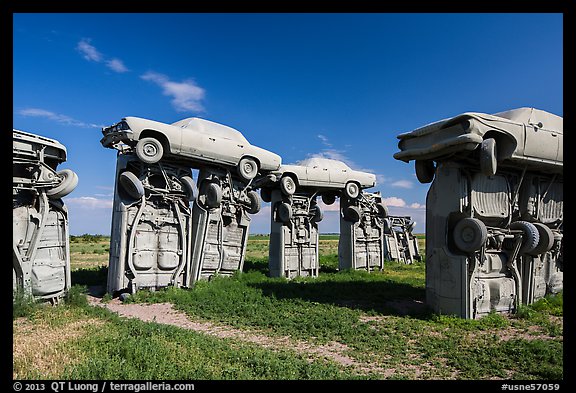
left=480, top=138, right=497, bottom=176
left=280, top=176, right=296, bottom=195
left=321, top=193, right=336, bottom=205
left=453, top=217, right=488, bottom=253
left=311, top=204, right=323, bottom=223
left=509, top=221, right=540, bottom=255
left=119, top=171, right=145, bottom=200
left=415, top=160, right=435, bottom=184
left=260, top=187, right=272, bottom=203
left=375, top=202, right=388, bottom=218
left=205, top=182, right=222, bottom=208
left=180, top=176, right=198, bottom=202
left=529, top=223, right=555, bottom=256
left=237, top=157, right=259, bottom=181
left=277, top=202, right=293, bottom=223
left=344, top=182, right=360, bottom=199
left=246, top=190, right=261, bottom=214
left=46, top=169, right=79, bottom=199
left=343, top=205, right=362, bottom=222
left=135, top=137, right=164, bottom=164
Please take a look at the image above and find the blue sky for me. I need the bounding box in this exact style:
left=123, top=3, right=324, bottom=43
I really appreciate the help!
left=13, top=13, right=563, bottom=235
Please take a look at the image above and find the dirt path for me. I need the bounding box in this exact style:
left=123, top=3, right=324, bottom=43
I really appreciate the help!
left=87, top=295, right=389, bottom=374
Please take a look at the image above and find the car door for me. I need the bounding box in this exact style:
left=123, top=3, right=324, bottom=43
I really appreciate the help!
left=329, top=164, right=349, bottom=186
left=306, top=163, right=330, bottom=186
left=179, top=125, right=204, bottom=159
left=523, top=118, right=561, bottom=164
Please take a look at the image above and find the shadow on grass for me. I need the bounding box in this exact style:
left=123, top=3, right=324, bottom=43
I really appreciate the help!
left=71, top=266, right=108, bottom=288
left=242, top=258, right=269, bottom=275
left=248, top=277, right=433, bottom=319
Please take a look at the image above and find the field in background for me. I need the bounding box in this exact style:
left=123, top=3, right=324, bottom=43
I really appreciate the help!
left=13, top=234, right=562, bottom=380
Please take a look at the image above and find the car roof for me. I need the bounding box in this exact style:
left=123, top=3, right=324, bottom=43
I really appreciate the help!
left=493, top=107, right=563, bottom=132
left=296, top=157, right=352, bottom=170
left=171, top=117, right=249, bottom=143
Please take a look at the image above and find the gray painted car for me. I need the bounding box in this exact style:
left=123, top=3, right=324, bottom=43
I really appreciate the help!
left=394, top=107, right=563, bottom=183
left=13, top=129, right=78, bottom=303
left=101, top=116, right=282, bottom=182
left=261, top=157, right=376, bottom=201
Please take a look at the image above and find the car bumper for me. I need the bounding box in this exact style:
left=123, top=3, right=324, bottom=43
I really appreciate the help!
left=394, top=133, right=483, bottom=162
left=100, top=130, right=135, bottom=148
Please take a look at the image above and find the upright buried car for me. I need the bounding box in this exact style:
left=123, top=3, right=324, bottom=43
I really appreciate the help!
left=13, top=130, right=78, bottom=303
left=394, top=108, right=562, bottom=319
left=101, top=116, right=281, bottom=182
left=394, top=107, right=563, bottom=183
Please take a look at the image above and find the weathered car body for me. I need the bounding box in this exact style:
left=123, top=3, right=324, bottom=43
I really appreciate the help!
left=383, top=216, right=421, bottom=264
left=394, top=108, right=563, bottom=319
left=268, top=190, right=322, bottom=279
left=13, top=130, right=77, bottom=303
left=188, top=166, right=254, bottom=285
left=394, top=108, right=563, bottom=181
left=338, top=191, right=388, bottom=272
left=101, top=116, right=281, bottom=181
left=257, top=157, right=376, bottom=201
left=107, top=154, right=195, bottom=295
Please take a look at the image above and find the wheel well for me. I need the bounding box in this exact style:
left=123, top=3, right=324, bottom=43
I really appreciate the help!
left=240, top=155, right=261, bottom=168
left=483, top=131, right=517, bottom=161
left=139, top=130, right=170, bottom=153
left=282, top=172, right=299, bottom=187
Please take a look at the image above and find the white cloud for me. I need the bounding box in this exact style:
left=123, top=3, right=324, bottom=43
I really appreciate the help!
left=65, top=196, right=113, bottom=209
left=390, top=179, right=413, bottom=189
left=382, top=196, right=407, bottom=207
left=382, top=196, right=425, bottom=210
left=18, top=108, right=103, bottom=128
left=317, top=134, right=332, bottom=147
left=77, top=39, right=128, bottom=73
left=106, top=58, right=129, bottom=73
left=77, top=38, right=102, bottom=62
left=141, top=71, right=205, bottom=113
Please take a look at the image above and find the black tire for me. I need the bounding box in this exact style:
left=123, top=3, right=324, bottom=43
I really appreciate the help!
left=321, top=193, right=336, bottom=205
left=311, top=204, right=324, bottom=223
left=180, top=176, right=198, bottom=202
left=375, top=202, right=389, bottom=218
left=510, top=220, right=540, bottom=255
left=119, top=171, right=145, bottom=199
left=246, top=190, right=261, bottom=214
left=415, top=160, right=435, bottom=184
left=280, top=175, right=296, bottom=195
left=528, top=223, right=554, bottom=256
left=46, top=169, right=79, bottom=199
left=480, top=138, right=497, bottom=176
left=453, top=217, right=488, bottom=253
left=344, top=182, right=360, bottom=199
left=135, top=137, right=164, bottom=164
left=237, top=157, right=259, bottom=181
left=206, top=182, right=222, bottom=208
left=277, top=202, right=292, bottom=223
left=260, top=187, right=272, bottom=203
left=343, top=205, right=362, bottom=222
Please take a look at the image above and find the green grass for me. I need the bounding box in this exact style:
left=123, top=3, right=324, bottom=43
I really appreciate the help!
left=13, top=236, right=563, bottom=380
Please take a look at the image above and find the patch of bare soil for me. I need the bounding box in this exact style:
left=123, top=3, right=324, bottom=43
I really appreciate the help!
left=87, top=295, right=389, bottom=375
